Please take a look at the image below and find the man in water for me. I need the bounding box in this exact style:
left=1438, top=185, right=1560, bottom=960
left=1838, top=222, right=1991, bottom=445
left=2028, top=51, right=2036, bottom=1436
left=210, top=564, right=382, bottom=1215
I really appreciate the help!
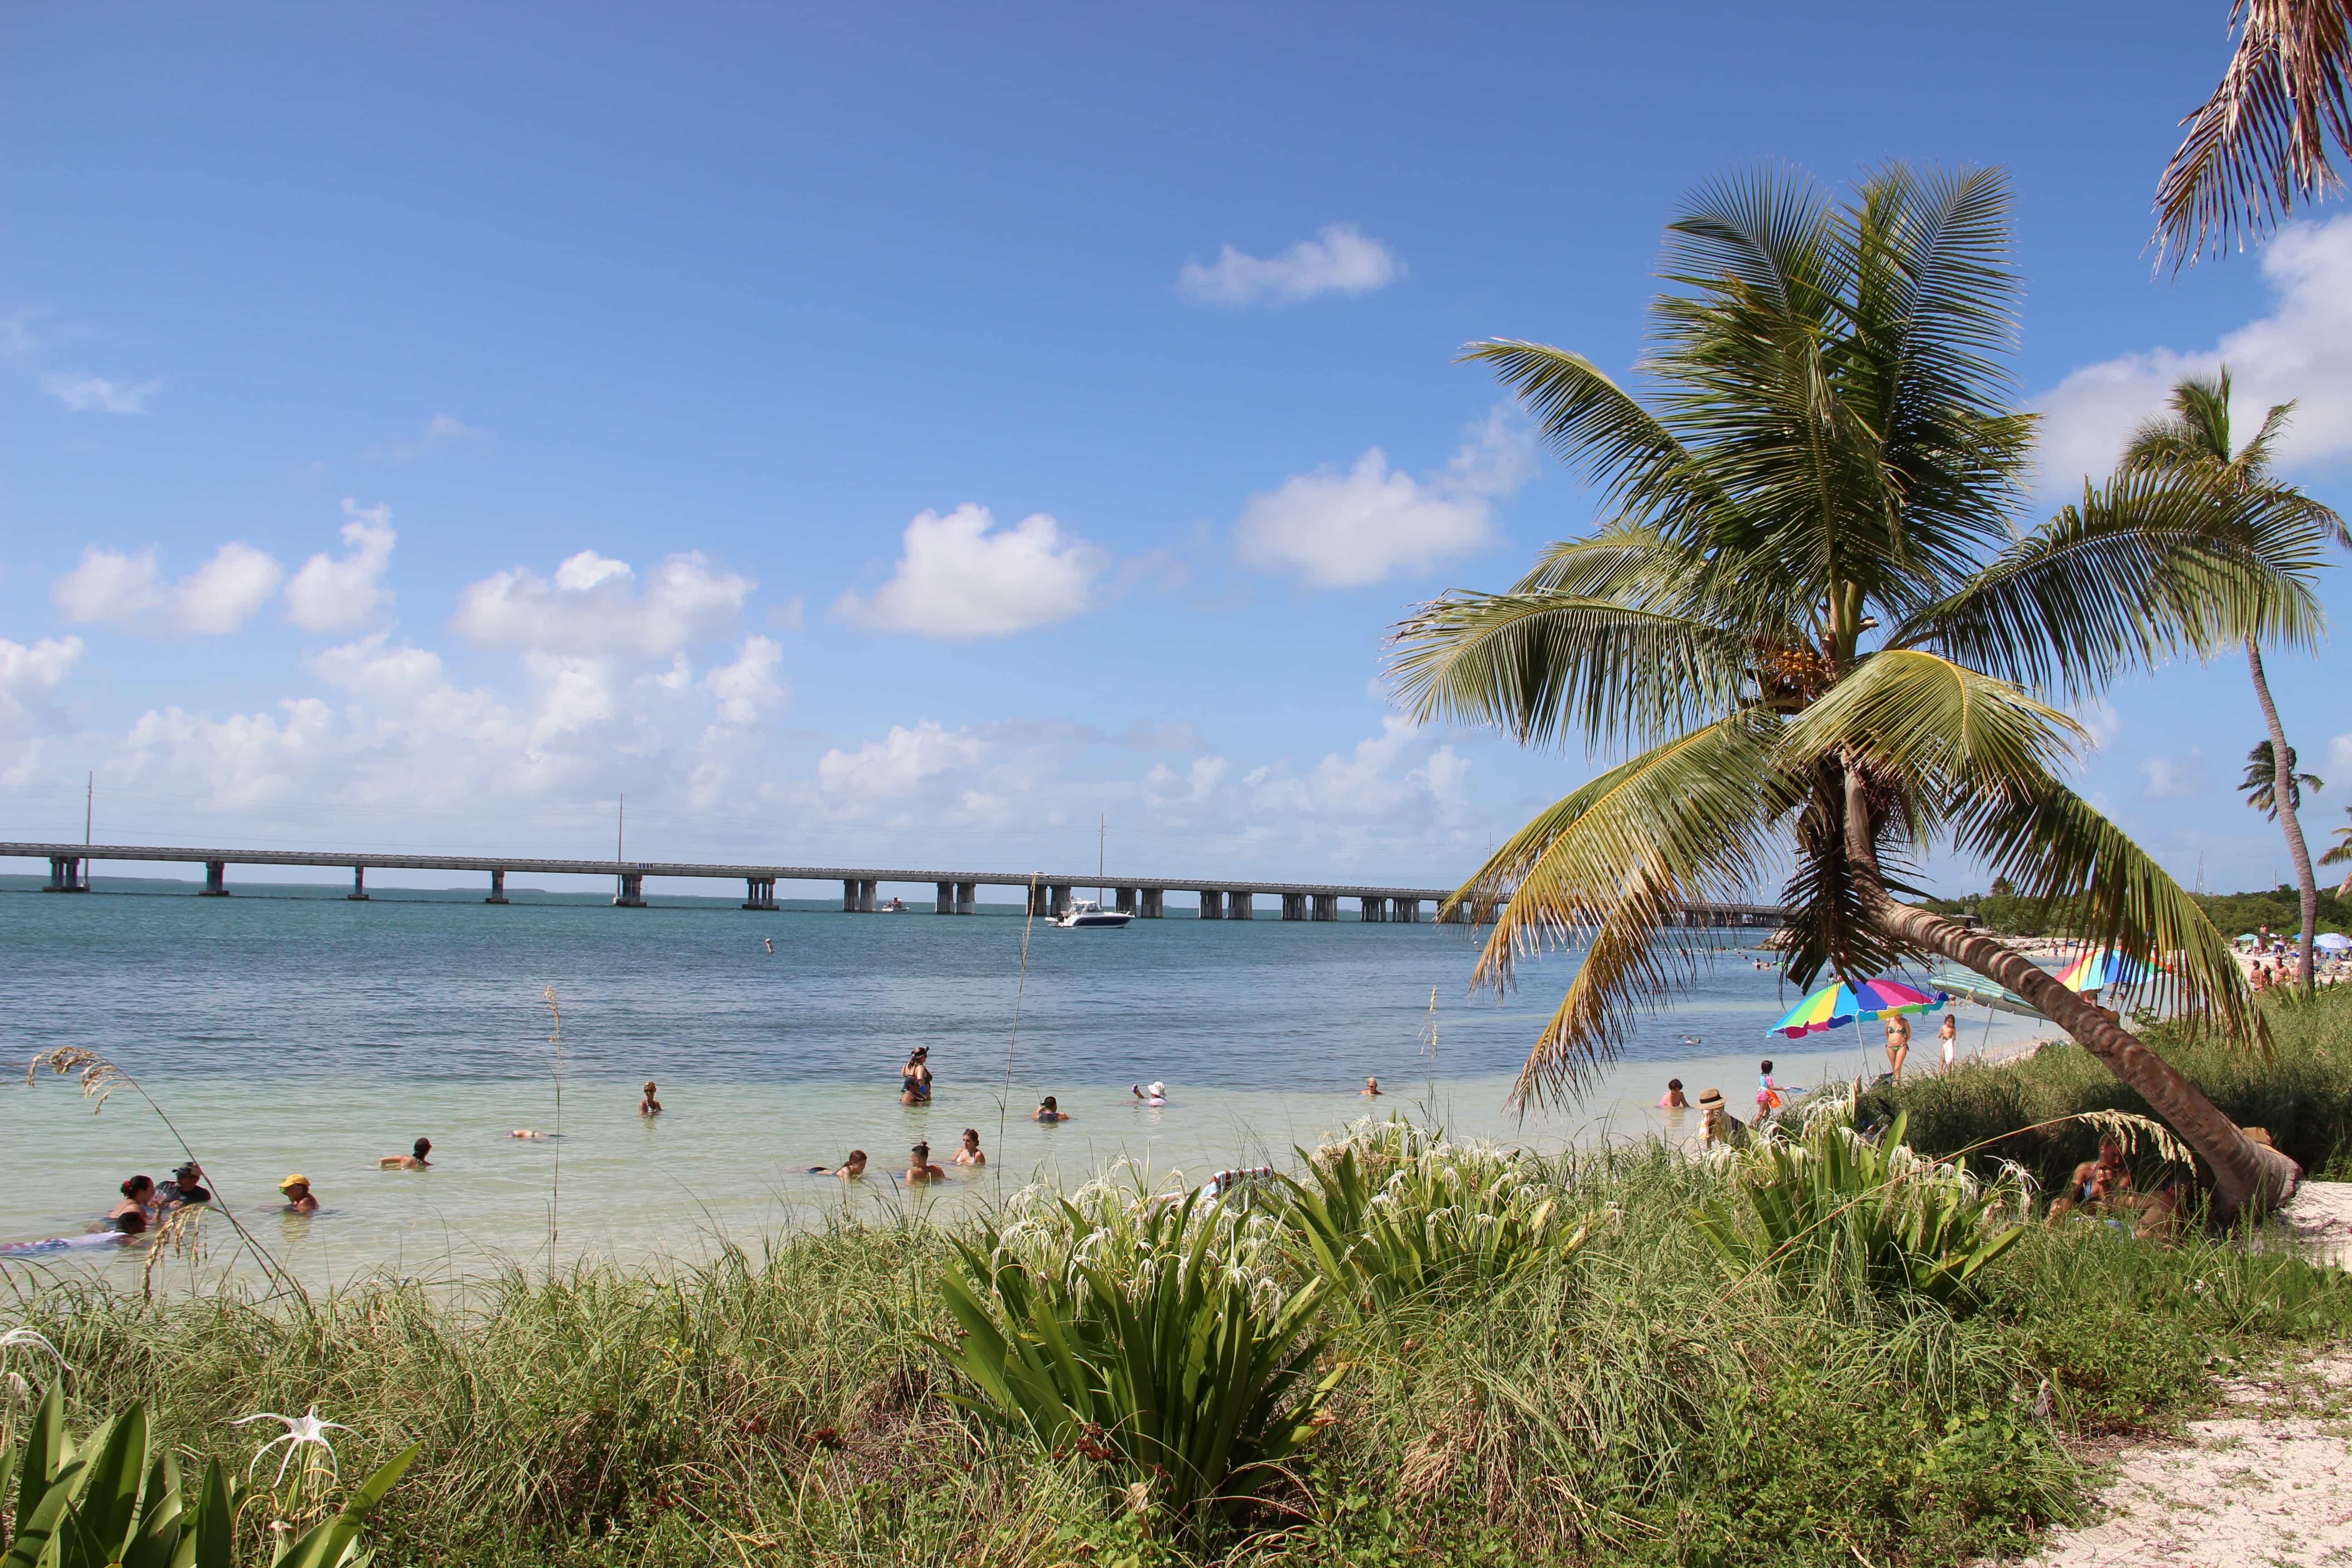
left=1362, top=1077, right=1381, bottom=1097
left=640, top=1081, right=663, bottom=1116
left=380, top=1137, right=432, bottom=1170
left=157, top=1161, right=211, bottom=1208
left=279, top=1175, right=319, bottom=1214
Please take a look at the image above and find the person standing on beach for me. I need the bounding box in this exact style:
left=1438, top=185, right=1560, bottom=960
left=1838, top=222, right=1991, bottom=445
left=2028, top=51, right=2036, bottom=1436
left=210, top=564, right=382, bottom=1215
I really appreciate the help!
left=1883, top=1014, right=1911, bottom=1081
left=1937, top=1014, right=1958, bottom=1072
left=1755, top=1061, right=1783, bottom=1120
left=639, top=1081, right=662, bottom=1116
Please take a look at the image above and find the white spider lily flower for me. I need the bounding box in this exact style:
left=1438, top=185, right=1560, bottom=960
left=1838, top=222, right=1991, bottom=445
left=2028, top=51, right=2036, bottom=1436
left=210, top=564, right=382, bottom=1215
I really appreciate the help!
left=232, top=1406, right=353, bottom=1486
left=0, top=1323, right=70, bottom=1399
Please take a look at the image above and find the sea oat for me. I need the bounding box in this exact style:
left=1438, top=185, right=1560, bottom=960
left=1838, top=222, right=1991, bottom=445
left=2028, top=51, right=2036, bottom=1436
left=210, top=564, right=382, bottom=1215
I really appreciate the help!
left=26, top=1045, right=128, bottom=1113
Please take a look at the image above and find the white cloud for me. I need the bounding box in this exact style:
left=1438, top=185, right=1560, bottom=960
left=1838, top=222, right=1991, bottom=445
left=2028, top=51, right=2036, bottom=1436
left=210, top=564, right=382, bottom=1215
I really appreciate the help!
left=1236, top=408, right=1534, bottom=588
left=41, top=373, right=159, bottom=415
left=834, top=504, right=1108, bottom=639
left=452, top=549, right=754, bottom=657
left=817, top=721, right=986, bottom=799
left=52, top=542, right=285, bottom=637
left=0, top=636, right=83, bottom=735
left=364, top=413, right=485, bottom=463
left=284, top=501, right=397, bottom=633
left=2329, top=732, right=2352, bottom=782
left=2036, top=215, right=2352, bottom=495
left=2139, top=746, right=2210, bottom=800
left=1244, top=716, right=1471, bottom=826
left=1178, top=223, right=1403, bottom=307
left=703, top=636, right=787, bottom=727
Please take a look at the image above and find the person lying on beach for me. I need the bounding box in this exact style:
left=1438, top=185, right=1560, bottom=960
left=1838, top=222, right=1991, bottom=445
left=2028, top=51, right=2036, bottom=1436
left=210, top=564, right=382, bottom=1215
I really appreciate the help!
left=279, top=1175, right=319, bottom=1214
left=110, top=1175, right=156, bottom=1229
left=1362, top=1077, right=1382, bottom=1097
left=157, top=1162, right=211, bottom=1208
left=1030, top=1096, right=1071, bottom=1123
left=380, top=1137, right=432, bottom=1171
left=954, top=1129, right=985, bottom=1166
left=905, top=1143, right=946, bottom=1183
left=640, top=1081, right=663, bottom=1116
left=2046, top=1136, right=2131, bottom=1223
left=1659, top=1078, right=1689, bottom=1109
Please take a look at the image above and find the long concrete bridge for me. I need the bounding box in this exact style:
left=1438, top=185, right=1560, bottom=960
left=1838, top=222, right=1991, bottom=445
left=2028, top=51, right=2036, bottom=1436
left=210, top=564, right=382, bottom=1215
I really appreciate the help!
left=2, top=842, right=1788, bottom=927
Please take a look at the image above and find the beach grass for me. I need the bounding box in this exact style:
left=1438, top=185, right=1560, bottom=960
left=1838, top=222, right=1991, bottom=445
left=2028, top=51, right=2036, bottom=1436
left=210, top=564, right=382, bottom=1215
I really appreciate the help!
left=9, top=1114, right=2352, bottom=1567
left=1866, top=981, right=2352, bottom=1187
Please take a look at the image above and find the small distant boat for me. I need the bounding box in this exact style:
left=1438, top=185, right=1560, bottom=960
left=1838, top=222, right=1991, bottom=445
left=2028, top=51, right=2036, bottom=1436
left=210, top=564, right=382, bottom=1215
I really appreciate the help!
left=1056, top=897, right=1132, bottom=929
left=883, top=897, right=907, bottom=913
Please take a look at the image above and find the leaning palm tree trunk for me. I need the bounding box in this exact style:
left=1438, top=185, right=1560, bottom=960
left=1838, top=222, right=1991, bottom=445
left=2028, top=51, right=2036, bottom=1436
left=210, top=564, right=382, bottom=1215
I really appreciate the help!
left=2248, top=639, right=2322, bottom=993
left=1842, top=767, right=2300, bottom=1220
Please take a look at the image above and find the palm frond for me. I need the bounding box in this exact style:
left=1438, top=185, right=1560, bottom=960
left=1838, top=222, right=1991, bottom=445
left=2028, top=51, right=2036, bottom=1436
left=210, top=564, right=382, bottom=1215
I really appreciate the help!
left=1458, top=341, right=1722, bottom=532
left=1950, top=778, right=2264, bottom=1047
left=1891, top=470, right=2332, bottom=696
left=1779, top=648, right=2087, bottom=799
left=1440, top=715, right=1791, bottom=1107
left=2156, top=0, right=2352, bottom=265
left=1386, top=593, right=1752, bottom=751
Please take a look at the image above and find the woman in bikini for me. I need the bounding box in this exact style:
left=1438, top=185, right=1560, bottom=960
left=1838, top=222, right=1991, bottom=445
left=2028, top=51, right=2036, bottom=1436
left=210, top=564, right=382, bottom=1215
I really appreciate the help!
left=1883, top=1014, right=1912, bottom=1081
left=900, top=1049, right=934, bottom=1106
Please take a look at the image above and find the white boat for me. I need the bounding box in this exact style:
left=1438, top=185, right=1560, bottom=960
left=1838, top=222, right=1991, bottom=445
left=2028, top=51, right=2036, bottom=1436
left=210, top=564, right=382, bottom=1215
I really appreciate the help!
left=1056, top=897, right=1132, bottom=929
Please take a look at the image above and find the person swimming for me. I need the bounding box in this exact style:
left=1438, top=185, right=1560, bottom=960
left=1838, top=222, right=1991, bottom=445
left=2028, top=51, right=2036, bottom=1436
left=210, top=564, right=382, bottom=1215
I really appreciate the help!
left=905, top=1143, right=946, bottom=1182
left=380, top=1137, right=432, bottom=1171
left=1030, top=1096, right=1071, bottom=1123
left=508, top=1129, right=549, bottom=1139
left=1362, top=1077, right=1382, bottom=1097
left=3, top=1213, right=142, bottom=1257
left=953, top=1129, right=985, bottom=1166
left=110, top=1175, right=156, bottom=1229
left=806, top=1150, right=869, bottom=1178
left=157, top=1161, right=211, bottom=1207
left=639, top=1081, right=663, bottom=1116
left=279, top=1175, right=319, bottom=1214
left=762, top=937, right=774, bottom=954
left=1130, top=1081, right=1166, bottom=1106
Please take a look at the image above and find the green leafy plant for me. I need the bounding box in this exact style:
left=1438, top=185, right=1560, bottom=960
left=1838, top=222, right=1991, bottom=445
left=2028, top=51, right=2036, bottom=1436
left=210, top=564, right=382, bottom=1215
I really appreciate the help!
left=929, top=1184, right=1340, bottom=1532
left=0, top=1382, right=415, bottom=1568
left=1693, top=1110, right=2027, bottom=1313
left=1274, top=1120, right=1587, bottom=1323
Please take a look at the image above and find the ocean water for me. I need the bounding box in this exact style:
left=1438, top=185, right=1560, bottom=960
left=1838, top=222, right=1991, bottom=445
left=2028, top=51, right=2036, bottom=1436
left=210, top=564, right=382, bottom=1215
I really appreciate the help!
left=0, top=877, right=2054, bottom=1287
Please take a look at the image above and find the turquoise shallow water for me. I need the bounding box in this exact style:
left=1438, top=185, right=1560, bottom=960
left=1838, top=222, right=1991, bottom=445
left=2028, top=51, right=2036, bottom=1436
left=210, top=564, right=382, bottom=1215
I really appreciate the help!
left=0, top=877, right=2053, bottom=1286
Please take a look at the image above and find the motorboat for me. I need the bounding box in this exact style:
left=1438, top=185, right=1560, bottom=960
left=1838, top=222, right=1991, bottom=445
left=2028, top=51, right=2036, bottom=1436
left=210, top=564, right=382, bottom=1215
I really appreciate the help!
left=1055, top=897, right=1132, bottom=929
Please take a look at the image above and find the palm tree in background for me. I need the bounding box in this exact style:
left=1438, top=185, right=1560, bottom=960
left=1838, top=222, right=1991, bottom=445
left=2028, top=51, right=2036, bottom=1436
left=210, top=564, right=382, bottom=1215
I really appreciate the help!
left=2122, top=372, right=2348, bottom=994
left=2319, top=806, right=2352, bottom=894
left=2239, top=739, right=2323, bottom=818
left=1392, top=164, right=2326, bottom=1219
left=2157, top=0, right=2352, bottom=264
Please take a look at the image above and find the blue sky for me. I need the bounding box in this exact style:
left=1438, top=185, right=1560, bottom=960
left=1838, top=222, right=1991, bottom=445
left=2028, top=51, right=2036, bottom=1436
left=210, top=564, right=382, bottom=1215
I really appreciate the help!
left=3, top=0, right=2348, bottom=896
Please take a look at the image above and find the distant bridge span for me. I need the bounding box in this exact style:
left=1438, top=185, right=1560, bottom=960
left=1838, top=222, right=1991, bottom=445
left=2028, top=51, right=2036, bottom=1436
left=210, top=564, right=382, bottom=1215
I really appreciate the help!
left=2, top=842, right=1788, bottom=926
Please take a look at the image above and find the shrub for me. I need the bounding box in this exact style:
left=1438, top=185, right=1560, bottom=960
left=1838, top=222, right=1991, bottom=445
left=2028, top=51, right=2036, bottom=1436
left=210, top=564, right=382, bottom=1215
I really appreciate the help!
left=1693, top=1109, right=2028, bottom=1313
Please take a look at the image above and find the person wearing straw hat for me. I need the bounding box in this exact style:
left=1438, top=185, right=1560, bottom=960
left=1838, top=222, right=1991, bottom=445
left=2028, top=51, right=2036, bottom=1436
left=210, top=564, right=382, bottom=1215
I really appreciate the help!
left=1697, top=1088, right=1747, bottom=1149
left=278, top=1174, right=319, bottom=1214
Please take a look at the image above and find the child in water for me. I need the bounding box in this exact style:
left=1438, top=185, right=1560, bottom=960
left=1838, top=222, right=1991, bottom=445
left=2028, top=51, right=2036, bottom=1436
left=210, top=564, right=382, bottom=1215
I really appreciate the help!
left=1659, top=1078, right=1690, bottom=1109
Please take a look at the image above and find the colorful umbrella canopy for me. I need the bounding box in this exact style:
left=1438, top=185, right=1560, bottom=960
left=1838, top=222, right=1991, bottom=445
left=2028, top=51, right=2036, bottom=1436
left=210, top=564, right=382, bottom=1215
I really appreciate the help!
left=1931, top=970, right=2047, bottom=1019
left=2317, top=933, right=2351, bottom=953
left=2053, top=948, right=2158, bottom=993
left=1768, top=978, right=1950, bottom=1038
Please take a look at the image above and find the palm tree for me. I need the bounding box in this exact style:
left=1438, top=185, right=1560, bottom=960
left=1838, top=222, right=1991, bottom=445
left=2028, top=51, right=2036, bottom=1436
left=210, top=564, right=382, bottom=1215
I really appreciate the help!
left=2239, top=739, right=2323, bottom=817
left=2157, top=0, right=2352, bottom=265
left=2321, top=805, right=2352, bottom=894
left=2122, top=372, right=2349, bottom=994
left=1391, top=164, right=2324, bottom=1220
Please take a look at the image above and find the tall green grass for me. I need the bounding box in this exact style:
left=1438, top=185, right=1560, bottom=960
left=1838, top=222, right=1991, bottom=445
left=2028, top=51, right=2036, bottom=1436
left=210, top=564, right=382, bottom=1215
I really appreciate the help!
left=6, top=1118, right=2350, bottom=1567
left=1872, top=981, right=2352, bottom=1186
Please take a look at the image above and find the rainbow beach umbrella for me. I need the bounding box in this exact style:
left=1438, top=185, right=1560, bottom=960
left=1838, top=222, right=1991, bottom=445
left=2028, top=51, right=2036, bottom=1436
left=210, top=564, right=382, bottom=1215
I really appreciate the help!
left=2053, top=948, right=2158, bottom=994
left=1767, top=978, right=1950, bottom=1039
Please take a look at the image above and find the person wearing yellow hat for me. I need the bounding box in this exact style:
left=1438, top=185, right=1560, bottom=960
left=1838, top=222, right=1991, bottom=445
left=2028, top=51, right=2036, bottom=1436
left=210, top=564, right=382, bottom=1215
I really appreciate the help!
left=279, top=1174, right=319, bottom=1214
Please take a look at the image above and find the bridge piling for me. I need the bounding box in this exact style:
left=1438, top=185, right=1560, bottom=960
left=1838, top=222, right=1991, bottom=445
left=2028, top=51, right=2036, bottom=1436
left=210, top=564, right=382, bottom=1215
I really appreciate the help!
left=1393, top=897, right=1421, bottom=923
left=745, top=877, right=779, bottom=910
left=1114, top=886, right=1138, bottom=915
left=1281, top=893, right=1306, bottom=920
left=1199, top=890, right=1225, bottom=920
left=200, top=861, right=229, bottom=897
left=1312, top=893, right=1338, bottom=921
left=613, top=872, right=646, bottom=907
left=1360, top=896, right=1386, bottom=922
left=348, top=866, right=369, bottom=901
left=956, top=880, right=977, bottom=915
left=1230, top=891, right=1254, bottom=920
left=1140, top=887, right=1163, bottom=918
left=486, top=868, right=508, bottom=904
left=41, top=857, right=87, bottom=892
